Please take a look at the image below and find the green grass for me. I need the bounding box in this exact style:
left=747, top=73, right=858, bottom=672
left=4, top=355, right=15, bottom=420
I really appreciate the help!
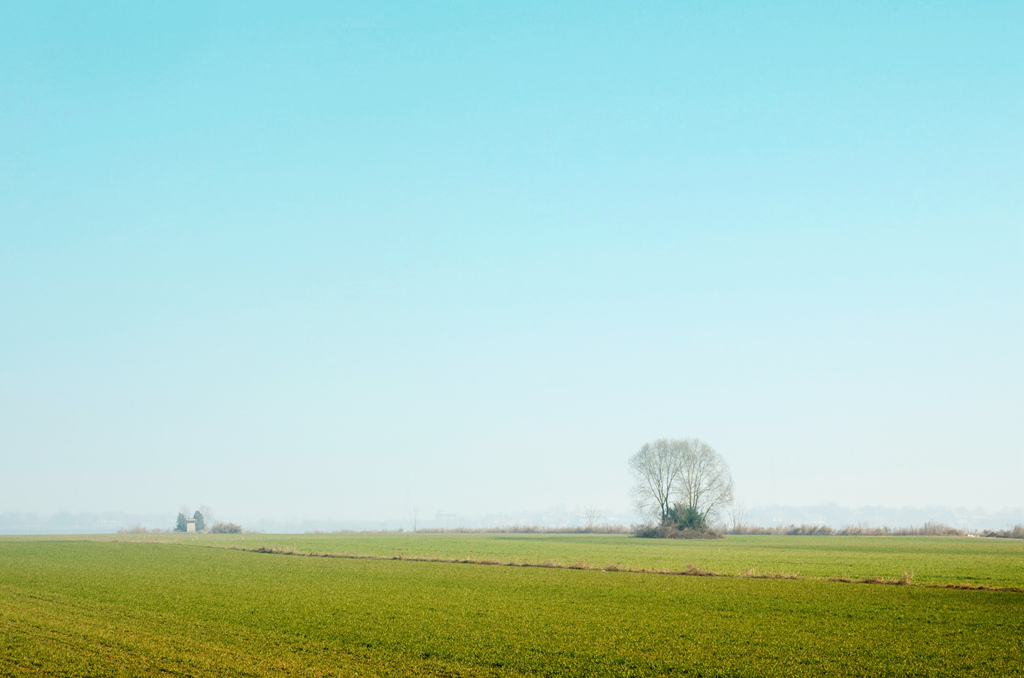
left=1, top=537, right=1022, bottom=676
left=42, top=532, right=1023, bottom=589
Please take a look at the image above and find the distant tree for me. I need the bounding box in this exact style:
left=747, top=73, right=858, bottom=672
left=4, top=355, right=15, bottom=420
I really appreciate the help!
left=629, top=438, right=733, bottom=527
left=629, top=439, right=685, bottom=523
left=729, top=501, right=748, bottom=532
left=193, top=510, right=206, bottom=532
left=675, top=438, right=733, bottom=525
left=584, top=506, right=603, bottom=529
left=198, top=504, right=215, bottom=529
left=175, top=512, right=187, bottom=532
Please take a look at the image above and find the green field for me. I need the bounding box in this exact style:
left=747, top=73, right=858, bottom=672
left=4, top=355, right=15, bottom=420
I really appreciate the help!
left=39, top=531, right=1024, bottom=588
left=2, top=535, right=1022, bottom=676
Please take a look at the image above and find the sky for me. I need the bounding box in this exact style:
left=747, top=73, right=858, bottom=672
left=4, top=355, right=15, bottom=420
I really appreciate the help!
left=1, top=2, right=1021, bottom=529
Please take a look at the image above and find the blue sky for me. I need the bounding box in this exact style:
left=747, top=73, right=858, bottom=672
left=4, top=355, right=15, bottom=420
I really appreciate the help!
left=1, top=2, right=1021, bottom=527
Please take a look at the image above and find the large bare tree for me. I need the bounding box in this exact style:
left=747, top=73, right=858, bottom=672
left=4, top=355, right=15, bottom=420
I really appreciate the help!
left=630, top=438, right=733, bottom=525
left=629, top=439, right=685, bottom=522
left=675, top=438, right=734, bottom=524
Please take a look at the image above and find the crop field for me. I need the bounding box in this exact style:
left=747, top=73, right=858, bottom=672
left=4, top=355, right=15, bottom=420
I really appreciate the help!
left=1, top=535, right=1022, bottom=677
left=42, top=531, right=1024, bottom=588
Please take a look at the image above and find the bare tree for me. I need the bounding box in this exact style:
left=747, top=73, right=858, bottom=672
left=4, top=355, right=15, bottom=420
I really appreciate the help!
left=629, top=439, right=685, bottom=522
left=729, top=500, right=748, bottom=532
left=676, top=438, right=734, bottom=524
left=198, top=504, right=215, bottom=532
left=583, top=506, right=603, bottom=529
left=630, top=438, right=734, bottom=526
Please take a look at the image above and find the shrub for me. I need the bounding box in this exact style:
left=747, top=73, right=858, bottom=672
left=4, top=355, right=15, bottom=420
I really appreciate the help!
left=666, top=505, right=707, bottom=531
left=982, top=524, right=1024, bottom=540
left=211, top=522, right=242, bottom=534
left=786, top=524, right=835, bottom=536
left=631, top=523, right=722, bottom=540
left=725, top=522, right=971, bottom=537
left=632, top=503, right=722, bottom=539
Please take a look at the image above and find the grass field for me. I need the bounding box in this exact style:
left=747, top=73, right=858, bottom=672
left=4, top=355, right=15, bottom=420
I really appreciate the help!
left=2, top=535, right=1022, bottom=676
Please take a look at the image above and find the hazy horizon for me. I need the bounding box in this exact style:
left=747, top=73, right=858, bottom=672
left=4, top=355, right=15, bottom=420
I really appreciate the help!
left=2, top=3, right=1021, bottom=528
left=2, top=502, right=1022, bottom=536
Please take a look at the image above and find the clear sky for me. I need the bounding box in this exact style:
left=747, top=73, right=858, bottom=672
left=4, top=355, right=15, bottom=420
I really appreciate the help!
left=1, top=2, right=1021, bottom=526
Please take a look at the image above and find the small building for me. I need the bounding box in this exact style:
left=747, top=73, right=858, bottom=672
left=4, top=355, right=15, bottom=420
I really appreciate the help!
left=186, top=518, right=197, bottom=533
